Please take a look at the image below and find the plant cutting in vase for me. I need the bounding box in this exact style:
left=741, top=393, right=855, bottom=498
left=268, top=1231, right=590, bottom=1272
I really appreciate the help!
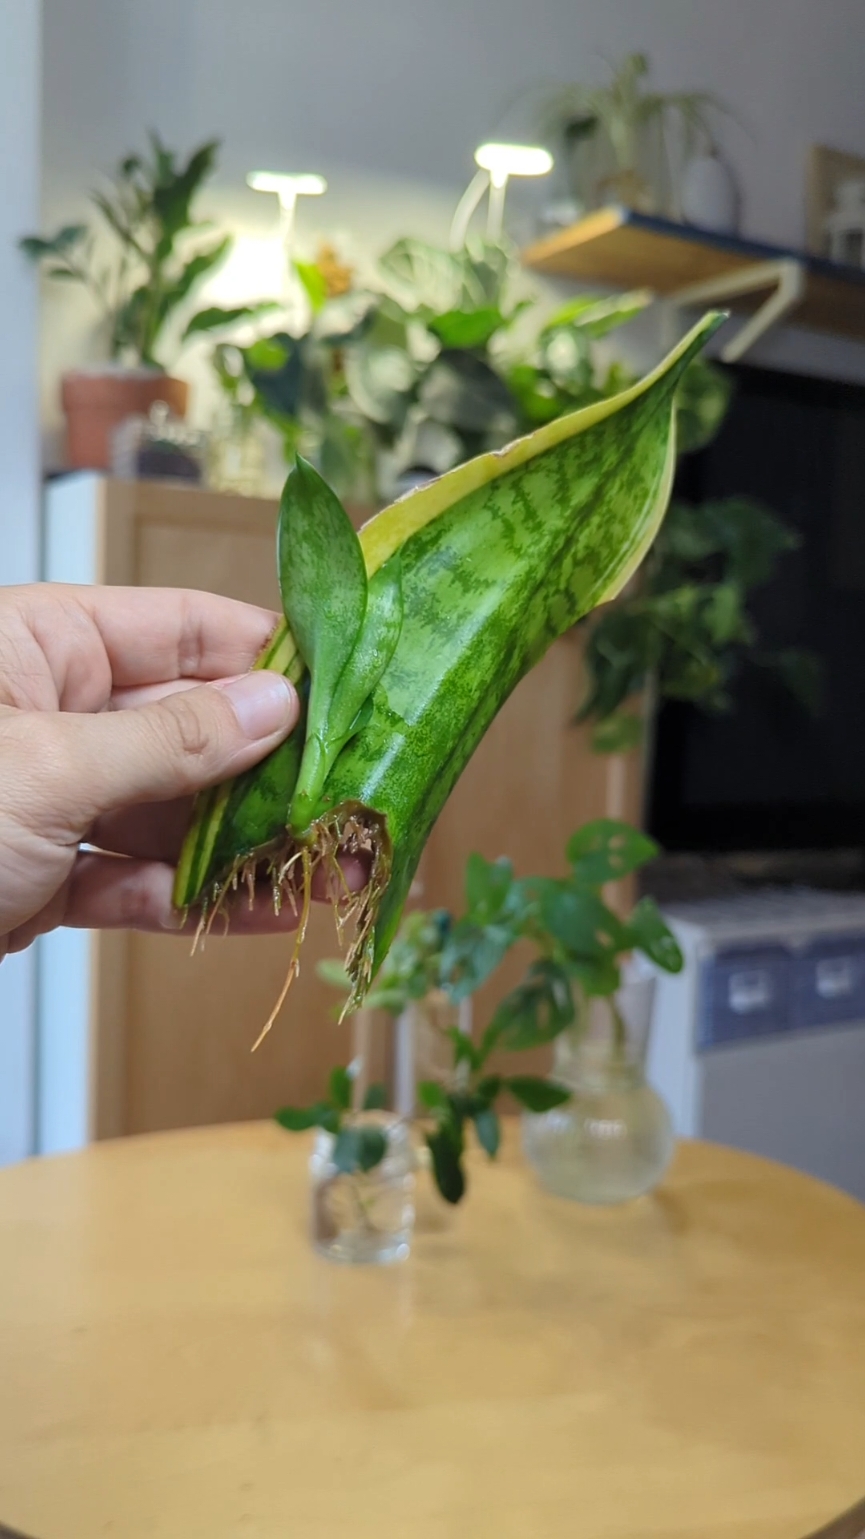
left=21, top=133, right=274, bottom=467
left=275, top=1068, right=415, bottom=1263
left=174, top=314, right=722, bottom=1024
left=307, top=817, right=683, bottom=1206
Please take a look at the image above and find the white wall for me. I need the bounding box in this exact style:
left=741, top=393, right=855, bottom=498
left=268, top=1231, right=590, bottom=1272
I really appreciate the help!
left=37, top=0, right=865, bottom=453
left=0, top=0, right=42, bottom=1160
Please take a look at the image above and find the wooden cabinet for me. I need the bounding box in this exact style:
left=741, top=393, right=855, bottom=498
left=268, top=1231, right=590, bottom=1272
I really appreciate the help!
left=39, top=474, right=641, bottom=1148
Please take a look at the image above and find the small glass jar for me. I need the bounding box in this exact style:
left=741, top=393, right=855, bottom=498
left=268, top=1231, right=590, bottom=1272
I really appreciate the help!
left=522, top=975, right=674, bottom=1205
left=309, top=1112, right=415, bottom=1265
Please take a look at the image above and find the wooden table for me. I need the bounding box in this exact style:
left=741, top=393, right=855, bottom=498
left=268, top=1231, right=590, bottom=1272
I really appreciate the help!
left=0, top=1124, right=864, bottom=1539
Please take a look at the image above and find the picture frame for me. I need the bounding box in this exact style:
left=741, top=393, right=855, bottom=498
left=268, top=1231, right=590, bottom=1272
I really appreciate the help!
left=806, top=144, right=865, bottom=257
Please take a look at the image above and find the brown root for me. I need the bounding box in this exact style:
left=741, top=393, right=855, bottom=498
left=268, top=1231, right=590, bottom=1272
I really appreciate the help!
left=189, top=804, right=391, bottom=1045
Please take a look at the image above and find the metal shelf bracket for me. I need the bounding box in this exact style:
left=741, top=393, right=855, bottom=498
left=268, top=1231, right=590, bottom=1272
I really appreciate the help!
left=668, top=257, right=806, bottom=362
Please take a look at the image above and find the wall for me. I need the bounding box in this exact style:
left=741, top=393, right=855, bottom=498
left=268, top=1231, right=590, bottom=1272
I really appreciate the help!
left=0, top=0, right=42, bottom=1159
left=38, top=0, right=865, bottom=454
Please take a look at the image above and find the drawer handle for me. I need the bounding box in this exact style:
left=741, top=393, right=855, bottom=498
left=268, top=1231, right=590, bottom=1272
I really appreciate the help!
left=815, top=958, right=855, bottom=1000
left=728, top=970, right=773, bottom=1013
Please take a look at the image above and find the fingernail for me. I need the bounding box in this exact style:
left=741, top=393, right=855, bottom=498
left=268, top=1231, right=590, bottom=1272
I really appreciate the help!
left=217, top=671, right=297, bottom=741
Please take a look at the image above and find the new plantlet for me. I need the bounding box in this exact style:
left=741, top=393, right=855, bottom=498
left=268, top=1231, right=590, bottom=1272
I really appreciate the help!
left=175, top=315, right=724, bottom=1021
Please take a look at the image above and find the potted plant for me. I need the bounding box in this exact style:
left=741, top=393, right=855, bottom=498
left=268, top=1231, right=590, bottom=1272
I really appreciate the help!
left=535, top=52, right=729, bottom=217
left=22, top=133, right=272, bottom=469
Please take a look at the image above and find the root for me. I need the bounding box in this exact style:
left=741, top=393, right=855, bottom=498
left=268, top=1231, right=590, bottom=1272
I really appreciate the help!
left=188, top=804, right=391, bottom=1046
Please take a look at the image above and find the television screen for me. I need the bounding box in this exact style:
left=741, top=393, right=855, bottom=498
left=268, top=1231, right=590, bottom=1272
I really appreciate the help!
left=648, top=362, right=865, bottom=853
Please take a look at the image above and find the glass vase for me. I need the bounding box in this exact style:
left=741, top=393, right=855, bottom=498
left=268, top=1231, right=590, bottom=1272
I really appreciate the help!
left=309, top=1112, right=415, bottom=1264
left=522, top=976, right=674, bottom=1204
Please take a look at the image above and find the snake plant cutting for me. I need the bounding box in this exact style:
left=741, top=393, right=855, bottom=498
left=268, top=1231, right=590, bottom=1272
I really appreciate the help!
left=174, top=313, right=723, bottom=1026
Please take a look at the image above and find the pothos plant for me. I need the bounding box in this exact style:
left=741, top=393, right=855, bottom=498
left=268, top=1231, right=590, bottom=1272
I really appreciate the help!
left=577, top=362, right=819, bottom=752
left=211, top=234, right=650, bottom=502
left=21, top=133, right=272, bottom=369
left=280, top=818, right=683, bottom=1205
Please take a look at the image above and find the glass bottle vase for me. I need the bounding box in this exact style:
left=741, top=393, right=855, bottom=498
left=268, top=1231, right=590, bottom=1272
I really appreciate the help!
left=309, top=1112, right=415, bottom=1264
left=522, top=976, right=674, bottom=1204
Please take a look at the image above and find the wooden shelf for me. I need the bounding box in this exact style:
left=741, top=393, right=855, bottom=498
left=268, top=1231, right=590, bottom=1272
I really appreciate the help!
left=523, top=206, right=865, bottom=344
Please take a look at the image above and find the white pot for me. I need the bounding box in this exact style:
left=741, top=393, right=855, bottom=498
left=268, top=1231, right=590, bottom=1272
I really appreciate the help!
left=680, top=152, right=739, bottom=235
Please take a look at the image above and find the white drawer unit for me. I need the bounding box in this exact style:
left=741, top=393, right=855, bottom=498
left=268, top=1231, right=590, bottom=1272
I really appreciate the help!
left=647, top=889, right=865, bottom=1199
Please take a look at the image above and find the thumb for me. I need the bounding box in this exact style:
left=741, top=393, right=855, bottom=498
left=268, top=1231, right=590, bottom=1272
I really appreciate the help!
left=59, top=670, right=299, bottom=820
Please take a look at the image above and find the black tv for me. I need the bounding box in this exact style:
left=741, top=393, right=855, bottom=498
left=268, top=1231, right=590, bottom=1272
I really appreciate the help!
left=648, top=361, right=865, bottom=855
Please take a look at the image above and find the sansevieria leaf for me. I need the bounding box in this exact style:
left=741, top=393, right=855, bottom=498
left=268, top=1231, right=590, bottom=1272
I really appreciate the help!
left=175, top=313, right=724, bottom=1007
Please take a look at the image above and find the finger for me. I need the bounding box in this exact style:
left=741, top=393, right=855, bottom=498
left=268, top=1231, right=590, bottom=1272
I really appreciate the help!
left=81, top=588, right=282, bottom=688
left=89, top=797, right=194, bottom=863
left=109, top=679, right=203, bottom=711
left=55, top=670, right=299, bottom=825
left=20, top=585, right=282, bottom=707
left=52, top=850, right=368, bottom=935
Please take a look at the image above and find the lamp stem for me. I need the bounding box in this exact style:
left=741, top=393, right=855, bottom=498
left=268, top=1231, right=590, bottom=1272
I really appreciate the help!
left=449, top=168, right=491, bottom=251
left=486, top=172, right=509, bottom=241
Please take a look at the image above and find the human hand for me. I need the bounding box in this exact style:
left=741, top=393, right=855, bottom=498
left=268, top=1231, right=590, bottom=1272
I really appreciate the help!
left=0, top=584, right=363, bottom=958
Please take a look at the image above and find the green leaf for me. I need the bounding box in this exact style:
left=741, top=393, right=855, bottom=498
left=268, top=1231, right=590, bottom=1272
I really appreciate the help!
left=472, top=1106, right=501, bottom=1158
left=325, top=555, right=404, bottom=760
left=486, top=959, right=574, bottom=1052
left=675, top=358, right=732, bottom=455
left=624, top=897, right=683, bottom=974
left=329, top=1065, right=353, bottom=1111
left=295, top=259, right=328, bottom=313
left=278, top=457, right=369, bottom=831
left=331, top=1128, right=360, bottom=1172
left=507, top=1077, right=571, bottom=1113
left=590, top=711, right=644, bottom=754
left=566, top=819, right=658, bottom=886
left=245, top=336, right=289, bottom=372
left=465, top=853, right=513, bottom=921
left=428, top=306, right=506, bottom=349
left=419, top=351, right=517, bottom=436
left=316, top=958, right=352, bottom=991
left=182, top=302, right=276, bottom=341
left=274, top=1105, right=320, bottom=1131
left=355, top=1126, right=388, bottom=1172
left=425, top=1127, right=466, bottom=1204
left=542, top=289, right=651, bottom=339
left=446, top=1027, right=481, bottom=1072
left=440, top=919, right=514, bottom=1003
left=362, top=1082, right=389, bottom=1112
left=474, top=1074, right=502, bottom=1108
left=417, top=1080, right=448, bottom=1112
left=274, top=1102, right=336, bottom=1132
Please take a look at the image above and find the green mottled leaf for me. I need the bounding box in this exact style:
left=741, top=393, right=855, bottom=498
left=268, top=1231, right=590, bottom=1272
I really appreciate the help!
left=174, top=314, right=725, bottom=999
left=278, top=457, right=368, bottom=829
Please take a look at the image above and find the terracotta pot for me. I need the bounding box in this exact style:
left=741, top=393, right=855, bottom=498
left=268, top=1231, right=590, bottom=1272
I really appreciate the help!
left=60, top=369, right=190, bottom=471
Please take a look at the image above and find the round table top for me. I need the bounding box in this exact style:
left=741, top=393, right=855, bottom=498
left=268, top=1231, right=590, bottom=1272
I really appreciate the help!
left=0, top=1124, right=864, bottom=1539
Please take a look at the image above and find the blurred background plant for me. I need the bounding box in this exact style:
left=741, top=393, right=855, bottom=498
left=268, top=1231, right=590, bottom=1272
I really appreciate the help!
left=21, top=134, right=274, bottom=369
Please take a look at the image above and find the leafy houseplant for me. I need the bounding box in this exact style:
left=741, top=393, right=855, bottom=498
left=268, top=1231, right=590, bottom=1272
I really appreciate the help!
left=285, top=818, right=682, bottom=1208
left=212, top=234, right=651, bottom=503
left=21, top=133, right=271, bottom=469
